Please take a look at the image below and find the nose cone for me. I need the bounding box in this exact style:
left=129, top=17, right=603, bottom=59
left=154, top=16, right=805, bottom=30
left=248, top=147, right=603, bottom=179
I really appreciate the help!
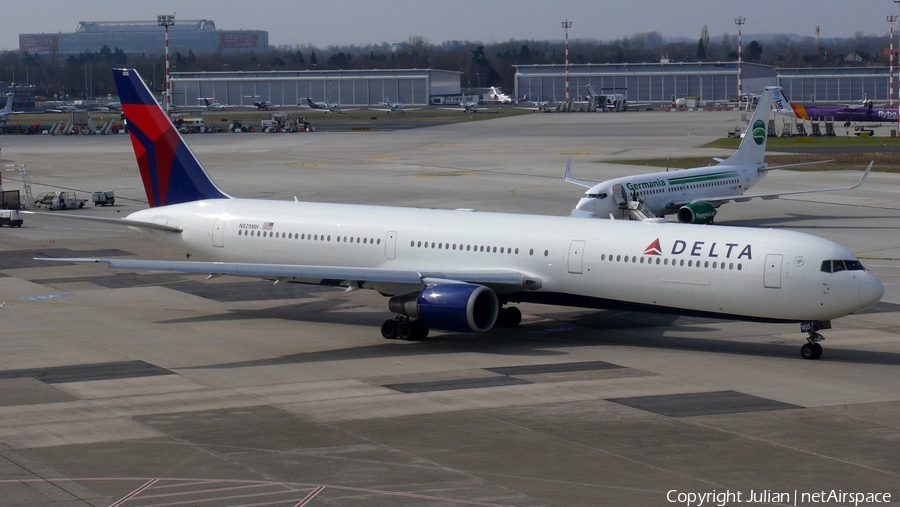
left=859, top=272, right=885, bottom=309
left=576, top=198, right=595, bottom=213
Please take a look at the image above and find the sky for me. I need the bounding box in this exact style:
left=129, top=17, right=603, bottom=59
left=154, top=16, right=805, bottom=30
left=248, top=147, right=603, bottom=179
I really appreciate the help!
left=1, top=0, right=895, bottom=52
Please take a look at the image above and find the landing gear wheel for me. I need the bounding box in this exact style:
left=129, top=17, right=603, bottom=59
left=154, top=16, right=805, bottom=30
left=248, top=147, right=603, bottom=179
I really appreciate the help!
left=801, top=343, right=816, bottom=360
left=496, top=306, right=522, bottom=327
left=397, top=320, right=414, bottom=340
left=396, top=319, right=429, bottom=340
left=381, top=319, right=399, bottom=339
left=411, top=319, right=429, bottom=340
left=801, top=332, right=825, bottom=360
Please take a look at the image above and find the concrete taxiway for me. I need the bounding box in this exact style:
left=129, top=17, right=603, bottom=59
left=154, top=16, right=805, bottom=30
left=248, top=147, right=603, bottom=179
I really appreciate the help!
left=1, top=110, right=899, bottom=506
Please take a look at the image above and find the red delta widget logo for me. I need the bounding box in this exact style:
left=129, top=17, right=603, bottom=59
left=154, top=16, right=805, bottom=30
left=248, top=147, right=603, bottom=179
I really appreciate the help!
left=644, top=238, right=752, bottom=259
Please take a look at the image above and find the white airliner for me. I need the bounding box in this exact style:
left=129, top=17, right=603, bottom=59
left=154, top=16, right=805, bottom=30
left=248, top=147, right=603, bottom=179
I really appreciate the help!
left=370, top=98, right=420, bottom=113
left=35, top=69, right=884, bottom=360
left=302, top=97, right=358, bottom=113
left=0, top=93, right=23, bottom=122
left=565, top=86, right=872, bottom=223
left=488, top=86, right=514, bottom=104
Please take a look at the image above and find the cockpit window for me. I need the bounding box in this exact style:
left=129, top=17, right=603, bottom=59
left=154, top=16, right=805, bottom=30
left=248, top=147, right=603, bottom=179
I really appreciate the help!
left=820, top=259, right=866, bottom=273
left=584, top=192, right=608, bottom=199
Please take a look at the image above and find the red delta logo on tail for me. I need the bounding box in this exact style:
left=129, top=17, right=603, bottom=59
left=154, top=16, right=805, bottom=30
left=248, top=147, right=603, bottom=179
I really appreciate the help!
left=644, top=238, right=662, bottom=255
left=113, top=68, right=229, bottom=208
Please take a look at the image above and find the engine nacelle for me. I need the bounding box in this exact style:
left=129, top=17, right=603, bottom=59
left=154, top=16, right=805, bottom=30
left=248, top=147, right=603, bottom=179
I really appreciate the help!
left=388, top=283, right=499, bottom=333
left=676, top=202, right=717, bottom=224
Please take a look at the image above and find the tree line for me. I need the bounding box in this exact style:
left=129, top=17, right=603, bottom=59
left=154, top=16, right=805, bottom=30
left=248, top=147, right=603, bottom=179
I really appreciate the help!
left=0, top=30, right=890, bottom=100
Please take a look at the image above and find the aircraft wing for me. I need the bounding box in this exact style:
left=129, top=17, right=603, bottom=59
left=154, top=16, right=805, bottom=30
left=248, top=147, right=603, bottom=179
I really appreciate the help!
left=34, top=258, right=541, bottom=293
left=675, top=162, right=872, bottom=207
left=21, top=210, right=184, bottom=232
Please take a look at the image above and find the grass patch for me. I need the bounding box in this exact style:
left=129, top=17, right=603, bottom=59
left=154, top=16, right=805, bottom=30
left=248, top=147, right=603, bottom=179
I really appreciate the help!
left=613, top=137, right=900, bottom=173
left=704, top=136, right=900, bottom=150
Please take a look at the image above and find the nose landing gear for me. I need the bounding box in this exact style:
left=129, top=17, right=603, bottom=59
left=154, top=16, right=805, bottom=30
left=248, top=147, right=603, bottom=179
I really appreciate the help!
left=800, top=321, right=830, bottom=360
left=801, top=334, right=824, bottom=360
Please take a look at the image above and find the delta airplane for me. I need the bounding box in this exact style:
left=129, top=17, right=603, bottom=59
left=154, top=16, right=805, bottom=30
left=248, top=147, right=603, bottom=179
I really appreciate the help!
left=302, top=97, right=358, bottom=113
left=0, top=93, right=23, bottom=123
left=566, top=87, right=872, bottom=223
left=34, top=68, right=884, bottom=361
left=772, top=89, right=899, bottom=124
left=370, top=98, right=421, bottom=113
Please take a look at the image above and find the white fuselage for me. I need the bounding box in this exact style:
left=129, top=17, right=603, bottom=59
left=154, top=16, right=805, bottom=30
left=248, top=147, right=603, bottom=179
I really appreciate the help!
left=127, top=199, right=881, bottom=323
left=576, top=163, right=765, bottom=219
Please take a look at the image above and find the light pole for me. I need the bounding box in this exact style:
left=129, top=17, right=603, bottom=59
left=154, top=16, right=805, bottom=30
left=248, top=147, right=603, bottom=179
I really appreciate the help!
left=895, top=0, right=900, bottom=136
left=562, top=20, right=572, bottom=105
left=734, top=17, right=745, bottom=105
left=157, top=13, right=175, bottom=116
left=889, top=15, right=897, bottom=107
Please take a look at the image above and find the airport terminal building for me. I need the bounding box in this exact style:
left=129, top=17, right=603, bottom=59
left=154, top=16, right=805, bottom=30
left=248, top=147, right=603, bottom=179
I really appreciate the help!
left=169, top=69, right=462, bottom=108
left=19, top=20, right=267, bottom=55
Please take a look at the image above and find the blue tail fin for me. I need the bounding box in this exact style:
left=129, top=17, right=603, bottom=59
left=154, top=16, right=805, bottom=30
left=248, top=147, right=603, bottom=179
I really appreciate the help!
left=113, top=68, right=229, bottom=208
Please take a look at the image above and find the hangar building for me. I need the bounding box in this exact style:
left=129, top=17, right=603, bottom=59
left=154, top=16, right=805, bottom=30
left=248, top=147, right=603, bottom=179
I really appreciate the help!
left=514, top=62, right=894, bottom=105
left=169, top=69, right=462, bottom=108
left=19, top=20, right=267, bottom=55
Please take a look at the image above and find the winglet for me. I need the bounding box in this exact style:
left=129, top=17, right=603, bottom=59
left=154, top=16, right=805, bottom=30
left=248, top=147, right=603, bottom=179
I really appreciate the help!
left=563, top=155, right=594, bottom=188
left=113, top=68, right=229, bottom=207
left=850, top=161, right=874, bottom=190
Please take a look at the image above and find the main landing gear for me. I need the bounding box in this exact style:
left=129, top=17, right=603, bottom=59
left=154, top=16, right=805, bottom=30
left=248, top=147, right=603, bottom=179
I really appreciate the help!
left=380, top=306, right=523, bottom=340
left=381, top=317, right=429, bottom=341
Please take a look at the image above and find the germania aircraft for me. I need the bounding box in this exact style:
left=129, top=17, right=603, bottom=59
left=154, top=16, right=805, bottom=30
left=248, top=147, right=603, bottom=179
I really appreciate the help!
left=302, top=97, right=358, bottom=113
left=370, top=98, right=420, bottom=113
left=565, top=87, right=872, bottom=223
left=35, top=68, right=884, bottom=360
left=0, top=93, right=23, bottom=123
left=772, top=88, right=900, bottom=124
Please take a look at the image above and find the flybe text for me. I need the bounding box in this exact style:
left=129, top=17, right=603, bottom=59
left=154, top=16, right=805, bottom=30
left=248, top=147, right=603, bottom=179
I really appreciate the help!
left=671, top=240, right=752, bottom=259
left=877, top=110, right=899, bottom=120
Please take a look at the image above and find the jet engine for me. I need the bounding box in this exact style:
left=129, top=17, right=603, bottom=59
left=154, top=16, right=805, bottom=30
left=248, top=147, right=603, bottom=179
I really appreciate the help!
left=388, top=283, right=499, bottom=332
left=676, top=202, right=717, bottom=224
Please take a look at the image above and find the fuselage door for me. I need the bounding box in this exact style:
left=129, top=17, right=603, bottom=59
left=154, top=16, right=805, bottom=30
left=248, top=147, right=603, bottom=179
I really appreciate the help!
left=612, top=184, right=627, bottom=208
left=568, top=240, right=585, bottom=274
left=385, top=231, right=398, bottom=260
left=212, top=218, right=225, bottom=248
left=764, top=253, right=783, bottom=289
